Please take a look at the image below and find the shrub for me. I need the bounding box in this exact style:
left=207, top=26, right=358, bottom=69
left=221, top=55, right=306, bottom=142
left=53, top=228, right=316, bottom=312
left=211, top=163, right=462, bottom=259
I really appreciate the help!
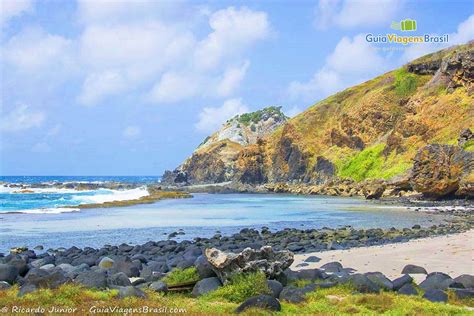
left=394, top=68, right=418, bottom=97
left=202, top=272, right=270, bottom=303
left=162, top=267, right=200, bottom=286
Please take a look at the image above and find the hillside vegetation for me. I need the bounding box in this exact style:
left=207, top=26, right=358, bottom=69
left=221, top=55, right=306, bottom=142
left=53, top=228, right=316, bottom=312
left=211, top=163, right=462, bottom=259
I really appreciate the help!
left=163, top=42, right=473, bottom=188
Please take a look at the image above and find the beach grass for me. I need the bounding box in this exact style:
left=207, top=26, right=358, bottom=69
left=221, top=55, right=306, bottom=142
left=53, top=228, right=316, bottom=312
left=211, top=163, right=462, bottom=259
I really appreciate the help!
left=1, top=283, right=472, bottom=315
left=161, top=267, right=200, bottom=286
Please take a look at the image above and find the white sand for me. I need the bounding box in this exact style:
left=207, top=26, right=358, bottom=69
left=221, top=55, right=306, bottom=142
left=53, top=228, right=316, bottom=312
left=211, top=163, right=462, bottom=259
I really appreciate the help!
left=292, top=230, right=474, bottom=282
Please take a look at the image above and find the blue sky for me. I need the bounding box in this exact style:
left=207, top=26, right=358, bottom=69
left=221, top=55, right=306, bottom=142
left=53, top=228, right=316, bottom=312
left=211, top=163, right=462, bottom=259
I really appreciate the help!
left=1, top=0, right=473, bottom=175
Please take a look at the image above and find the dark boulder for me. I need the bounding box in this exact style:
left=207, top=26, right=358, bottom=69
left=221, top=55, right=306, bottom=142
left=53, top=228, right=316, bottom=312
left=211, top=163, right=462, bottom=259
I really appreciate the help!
left=75, top=270, right=107, bottom=289
left=235, top=295, right=281, bottom=313
left=111, top=258, right=140, bottom=277
left=423, top=289, right=448, bottom=303
left=266, top=280, right=283, bottom=298
left=419, top=272, right=453, bottom=291
left=452, top=274, right=474, bottom=289
left=365, top=272, right=393, bottom=291
left=401, top=264, right=427, bottom=274
left=18, top=284, right=38, bottom=297
left=191, top=277, right=222, bottom=297
left=108, top=272, right=132, bottom=287
left=0, top=263, right=19, bottom=284
left=452, top=288, right=474, bottom=300
left=194, top=255, right=216, bottom=279
left=149, top=281, right=168, bottom=293
left=320, top=262, right=343, bottom=273
left=348, top=274, right=380, bottom=293
left=392, top=274, right=413, bottom=291
left=0, top=281, right=11, bottom=290
left=24, top=269, right=68, bottom=289
left=398, top=283, right=418, bottom=296
left=304, top=256, right=321, bottom=263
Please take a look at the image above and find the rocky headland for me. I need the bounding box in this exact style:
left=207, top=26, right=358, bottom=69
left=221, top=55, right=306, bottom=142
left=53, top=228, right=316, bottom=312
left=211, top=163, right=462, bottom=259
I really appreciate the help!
left=162, top=42, right=474, bottom=202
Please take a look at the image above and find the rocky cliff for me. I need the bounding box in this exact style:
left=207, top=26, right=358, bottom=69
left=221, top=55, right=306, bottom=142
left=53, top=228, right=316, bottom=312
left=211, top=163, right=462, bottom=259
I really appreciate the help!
left=163, top=42, right=474, bottom=198
left=162, top=107, right=288, bottom=185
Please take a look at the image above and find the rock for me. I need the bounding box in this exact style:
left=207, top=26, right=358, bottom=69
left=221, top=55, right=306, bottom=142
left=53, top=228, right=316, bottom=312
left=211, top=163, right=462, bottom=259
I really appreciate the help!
left=98, top=257, right=115, bottom=269
left=40, top=264, right=55, bottom=271
left=363, top=182, right=386, bottom=199
left=398, top=283, right=418, bottom=296
left=235, top=295, right=281, bottom=313
left=410, top=144, right=473, bottom=198
left=117, top=286, right=147, bottom=299
left=24, top=269, right=68, bottom=289
left=111, top=258, right=140, bottom=277
left=191, top=277, right=222, bottom=297
left=320, top=262, right=343, bottom=273
left=452, top=289, right=474, bottom=300
left=266, top=280, right=283, bottom=298
left=348, top=274, right=380, bottom=293
left=149, top=281, right=168, bottom=293
left=290, top=268, right=326, bottom=281
left=423, top=289, right=448, bottom=303
left=401, top=264, right=427, bottom=274
left=8, top=258, right=28, bottom=276
left=108, top=272, right=132, bottom=287
left=18, top=284, right=37, bottom=297
left=131, top=277, right=146, bottom=286
left=0, top=263, right=19, bottom=284
left=458, top=128, right=473, bottom=147
left=279, top=286, right=307, bottom=303
left=392, top=274, right=413, bottom=291
left=304, top=256, right=321, bottom=263
left=194, top=255, right=216, bottom=279
left=30, top=256, right=54, bottom=268
left=204, top=246, right=293, bottom=284
left=452, top=274, right=474, bottom=289
left=56, top=263, right=75, bottom=274
left=365, top=272, right=393, bottom=291
left=75, top=270, right=107, bottom=289
left=0, top=281, right=11, bottom=290
left=412, top=224, right=421, bottom=229
left=419, top=272, right=453, bottom=291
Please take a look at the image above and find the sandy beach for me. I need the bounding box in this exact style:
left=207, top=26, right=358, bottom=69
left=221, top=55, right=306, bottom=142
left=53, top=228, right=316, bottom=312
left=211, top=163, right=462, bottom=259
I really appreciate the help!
left=293, top=230, right=474, bottom=282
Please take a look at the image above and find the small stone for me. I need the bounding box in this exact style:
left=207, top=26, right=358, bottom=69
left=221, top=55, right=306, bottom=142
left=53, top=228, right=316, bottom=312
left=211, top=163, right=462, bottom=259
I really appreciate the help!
left=304, top=256, right=321, bottom=263
left=320, top=262, right=343, bottom=273
left=117, top=286, right=147, bottom=299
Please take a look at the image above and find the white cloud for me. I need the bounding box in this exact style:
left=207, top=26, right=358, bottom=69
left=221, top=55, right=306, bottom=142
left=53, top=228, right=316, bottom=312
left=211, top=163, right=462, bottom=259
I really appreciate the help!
left=0, top=104, right=45, bottom=132
left=401, top=14, right=474, bottom=62
left=195, top=98, right=249, bottom=133
left=194, top=6, right=270, bottom=70
left=147, top=72, right=200, bottom=103
left=123, top=126, right=141, bottom=139
left=0, top=0, right=32, bottom=25
left=314, top=0, right=404, bottom=30
left=31, top=142, right=51, bottom=153
left=288, top=34, right=388, bottom=102
left=217, top=60, right=250, bottom=96
left=78, top=70, right=128, bottom=105
left=3, top=27, right=74, bottom=72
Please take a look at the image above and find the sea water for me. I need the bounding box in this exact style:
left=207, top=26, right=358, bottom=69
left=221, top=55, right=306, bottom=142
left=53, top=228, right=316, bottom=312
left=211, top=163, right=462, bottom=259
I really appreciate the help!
left=0, top=178, right=448, bottom=251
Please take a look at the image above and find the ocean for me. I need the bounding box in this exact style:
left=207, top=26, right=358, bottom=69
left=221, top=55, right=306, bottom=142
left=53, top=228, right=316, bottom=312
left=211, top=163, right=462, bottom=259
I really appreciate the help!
left=0, top=177, right=447, bottom=251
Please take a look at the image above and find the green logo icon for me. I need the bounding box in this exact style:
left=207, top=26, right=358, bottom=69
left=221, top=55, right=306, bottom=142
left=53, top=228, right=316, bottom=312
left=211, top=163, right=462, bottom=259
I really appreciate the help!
left=391, top=19, right=417, bottom=31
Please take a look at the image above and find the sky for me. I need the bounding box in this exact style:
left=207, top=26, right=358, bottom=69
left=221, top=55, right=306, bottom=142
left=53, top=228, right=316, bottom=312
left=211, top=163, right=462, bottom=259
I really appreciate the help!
left=0, top=0, right=473, bottom=176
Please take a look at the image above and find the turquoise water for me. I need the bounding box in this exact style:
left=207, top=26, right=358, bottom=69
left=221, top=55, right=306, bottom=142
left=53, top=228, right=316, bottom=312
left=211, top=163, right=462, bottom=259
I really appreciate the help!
left=0, top=193, right=445, bottom=252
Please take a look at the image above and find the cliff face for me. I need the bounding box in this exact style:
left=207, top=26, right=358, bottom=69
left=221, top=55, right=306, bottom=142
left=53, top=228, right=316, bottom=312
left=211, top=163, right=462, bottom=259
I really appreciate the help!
left=162, top=107, right=288, bottom=185
left=163, top=42, right=474, bottom=196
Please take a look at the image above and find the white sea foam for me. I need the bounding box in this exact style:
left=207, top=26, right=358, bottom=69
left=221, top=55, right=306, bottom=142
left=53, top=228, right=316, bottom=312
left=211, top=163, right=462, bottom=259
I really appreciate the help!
left=7, top=208, right=81, bottom=214
left=71, top=187, right=149, bottom=205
